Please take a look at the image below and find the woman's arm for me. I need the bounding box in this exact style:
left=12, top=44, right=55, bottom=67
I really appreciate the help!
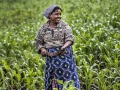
left=35, top=28, right=47, bottom=56
left=61, top=40, right=72, bottom=50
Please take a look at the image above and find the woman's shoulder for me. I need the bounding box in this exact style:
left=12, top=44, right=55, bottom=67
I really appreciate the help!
left=41, top=22, right=49, bottom=29
left=38, top=21, right=49, bottom=32
left=60, top=20, right=71, bottom=29
left=60, top=20, right=69, bottom=26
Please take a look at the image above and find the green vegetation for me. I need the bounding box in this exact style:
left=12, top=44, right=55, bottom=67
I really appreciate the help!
left=0, top=0, right=120, bottom=90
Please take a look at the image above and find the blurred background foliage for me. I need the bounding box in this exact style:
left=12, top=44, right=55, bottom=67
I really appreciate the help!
left=0, top=0, right=120, bottom=90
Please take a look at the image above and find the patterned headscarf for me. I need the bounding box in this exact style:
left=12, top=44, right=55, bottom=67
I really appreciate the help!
left=43, top=5, right=61, bottom=19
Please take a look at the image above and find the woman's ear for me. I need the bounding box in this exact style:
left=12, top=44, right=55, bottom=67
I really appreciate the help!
left=48, top=14, right=51, bottom=19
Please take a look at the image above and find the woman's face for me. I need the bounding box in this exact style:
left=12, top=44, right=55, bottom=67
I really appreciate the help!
left=49, top=9, right=62, bottom=24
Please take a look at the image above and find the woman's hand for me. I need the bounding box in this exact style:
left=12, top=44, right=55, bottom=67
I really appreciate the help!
left=40, top=48, right=48, bottom=57
left=60, top=40, right=72, bottom=55
left=60, top=47, right=66, bottom=55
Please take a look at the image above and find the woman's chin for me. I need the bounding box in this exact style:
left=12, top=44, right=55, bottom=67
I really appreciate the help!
left=56, top=19, right=61, bottom=23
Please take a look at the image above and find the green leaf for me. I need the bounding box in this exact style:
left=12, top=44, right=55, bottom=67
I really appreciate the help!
left=3, top=60, right=9, bottom=70
left=57, top=80, right=63, bottom=84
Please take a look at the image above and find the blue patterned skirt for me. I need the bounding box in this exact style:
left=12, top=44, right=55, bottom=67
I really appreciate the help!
left=44, top=46, right=80, bottom=90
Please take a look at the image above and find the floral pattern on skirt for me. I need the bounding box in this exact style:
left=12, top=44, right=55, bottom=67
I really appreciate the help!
left=44, top=46, right=80, bottom=90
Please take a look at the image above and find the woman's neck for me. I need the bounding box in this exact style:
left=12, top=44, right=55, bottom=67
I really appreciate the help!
left=49, top=21, right=57, bottom=29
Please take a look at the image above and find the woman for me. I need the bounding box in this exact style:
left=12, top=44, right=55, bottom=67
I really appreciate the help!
left=35, top=5, right=80, bottom=90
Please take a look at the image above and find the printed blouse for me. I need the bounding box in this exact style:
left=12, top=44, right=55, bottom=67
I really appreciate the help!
left=35, top=20, right=74, bottom=52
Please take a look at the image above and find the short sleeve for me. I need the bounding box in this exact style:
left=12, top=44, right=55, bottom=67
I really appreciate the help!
left=64, top=25, right=74, bottom=44
left=35, top=28, right=45, bottom=53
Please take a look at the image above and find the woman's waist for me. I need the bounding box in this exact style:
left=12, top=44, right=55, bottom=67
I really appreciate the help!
left=46, top=45, right=72, bottom=53
left=46, top=46, right=73, bottom=57
left=46, top=46, right=62, bottom=52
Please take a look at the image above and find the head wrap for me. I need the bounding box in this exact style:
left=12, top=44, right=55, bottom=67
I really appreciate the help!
left=43, top=5, right=61, bottom=19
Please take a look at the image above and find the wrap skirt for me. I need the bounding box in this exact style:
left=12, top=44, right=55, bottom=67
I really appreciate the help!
left=44, top=46, right=80, bottom=90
